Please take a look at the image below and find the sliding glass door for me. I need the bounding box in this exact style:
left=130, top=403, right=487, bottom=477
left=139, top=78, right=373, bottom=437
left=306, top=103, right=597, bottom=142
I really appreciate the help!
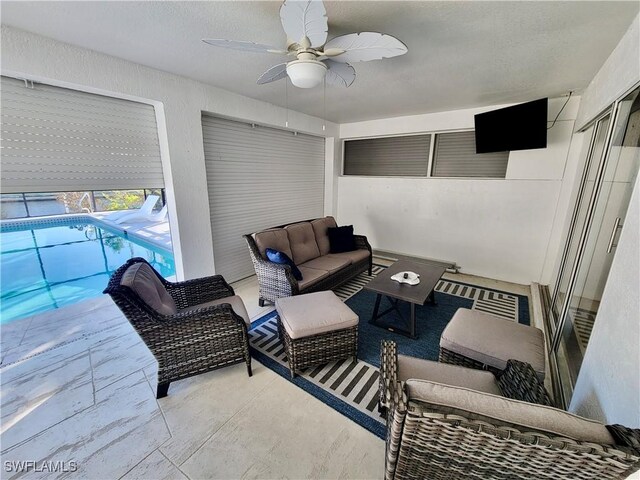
left=549, top=85, right=640, bottom=407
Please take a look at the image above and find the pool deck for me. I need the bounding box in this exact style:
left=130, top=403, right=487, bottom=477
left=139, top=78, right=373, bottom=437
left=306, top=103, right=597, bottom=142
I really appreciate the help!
left=90, top=211, right=173, bottom=253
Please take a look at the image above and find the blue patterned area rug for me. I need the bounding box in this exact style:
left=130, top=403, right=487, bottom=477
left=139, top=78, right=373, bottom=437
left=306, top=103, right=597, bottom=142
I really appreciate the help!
left=248, top=265, right=530, bottom=439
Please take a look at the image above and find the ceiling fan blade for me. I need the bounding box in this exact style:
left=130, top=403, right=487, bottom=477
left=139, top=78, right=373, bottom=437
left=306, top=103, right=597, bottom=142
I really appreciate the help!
left=202, top=39, right=287, bottom=55
left=257, top=63, right=289, bottom=85
left=323, top=32, right=408, bottom=63
left=280, top=0, right=328, bottom=48
left=324, top=60, right=356, bottom=87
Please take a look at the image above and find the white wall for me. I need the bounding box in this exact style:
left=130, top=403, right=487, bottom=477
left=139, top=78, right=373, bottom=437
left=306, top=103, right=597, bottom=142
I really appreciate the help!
left=0, top=25, right=338, bottom=280
left=337, top=97, right=581, bottom=285
left=575, top=13, right=640, bottom=131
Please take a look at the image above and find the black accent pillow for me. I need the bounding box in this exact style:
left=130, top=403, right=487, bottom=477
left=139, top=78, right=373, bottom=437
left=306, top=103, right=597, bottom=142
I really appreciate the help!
left=328, top=225, right=356, bottom=253
left=265, top=248, right=303, bottom=280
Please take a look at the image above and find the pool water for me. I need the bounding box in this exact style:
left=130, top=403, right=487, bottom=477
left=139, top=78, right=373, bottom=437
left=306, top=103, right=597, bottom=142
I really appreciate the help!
left=0, top=219, right=175, bottom=323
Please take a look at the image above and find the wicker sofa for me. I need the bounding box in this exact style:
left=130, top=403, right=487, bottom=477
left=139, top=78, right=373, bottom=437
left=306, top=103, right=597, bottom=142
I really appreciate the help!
left=244, top=216, right=372, bottom=306
left=379, top=340, right=640, bottom=480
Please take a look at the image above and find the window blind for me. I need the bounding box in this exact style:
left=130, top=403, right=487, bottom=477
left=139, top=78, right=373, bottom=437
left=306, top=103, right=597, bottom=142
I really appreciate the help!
left=201, top=115, right=325, bottom=282
left=343, top=135, right=430, bottom=176
left=0, top=76, right=164, bottom=193
left=432, top=131, right=509, bottom=178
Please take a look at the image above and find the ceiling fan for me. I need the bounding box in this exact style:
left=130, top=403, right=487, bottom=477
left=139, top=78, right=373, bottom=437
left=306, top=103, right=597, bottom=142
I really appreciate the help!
left=202, top=0, right=408, bottom=89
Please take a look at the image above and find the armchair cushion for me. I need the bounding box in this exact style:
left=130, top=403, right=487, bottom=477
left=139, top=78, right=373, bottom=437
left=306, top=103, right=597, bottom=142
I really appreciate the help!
left=328, top=225, right=356, bottom=253
left=405, top=379, right=615, bottom=445
left=266, top=248, right=303, bottom=280
left=284, top=222, right=321, bottom=264
left=179, top=295, right=250, bottom=326
left=120, top=262, right=177, bottom=316
left=398, top=355, right=502, bottom=396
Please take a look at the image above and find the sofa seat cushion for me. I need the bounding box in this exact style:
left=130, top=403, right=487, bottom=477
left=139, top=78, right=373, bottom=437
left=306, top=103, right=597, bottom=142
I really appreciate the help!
left=440, top=308, right=546, bottom=380
left=121, top=262, right=177, bottom=316
left=275, top=291, right=358, bottom=339
left=405, top=379, right=615, bottom=445
left=285, top=222, right=321, bottom=264
left=179, top=295, right=250, bottom=326
left=254, top=229, right=292, bottom=261
left=327, top=249, right=370, bottom=265
left=297, top=266, right=330, bottom=290
left=299, top=255, right=350, bottom=274
left=311, top=216, right=338, bottom=256
left=398, top=355, right=502, bottom=396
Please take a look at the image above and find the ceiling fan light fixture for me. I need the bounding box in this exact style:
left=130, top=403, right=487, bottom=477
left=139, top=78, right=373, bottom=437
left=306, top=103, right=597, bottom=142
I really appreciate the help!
left=286, top=59, right=327, bottom=89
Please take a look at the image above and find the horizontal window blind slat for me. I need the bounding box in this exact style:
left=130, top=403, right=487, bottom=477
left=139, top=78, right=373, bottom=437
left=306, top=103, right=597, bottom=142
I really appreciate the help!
left=432, top=131, right=509, bottom=178
left=1, top=76, right=164, bottom=193
left=344, top=135, right=430, bottom=176
left=202, top=114, right=325, bottom=282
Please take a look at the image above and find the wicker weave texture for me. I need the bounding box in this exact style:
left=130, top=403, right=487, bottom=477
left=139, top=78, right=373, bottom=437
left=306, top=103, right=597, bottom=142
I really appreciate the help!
left=243, top=225, right=373, bottom=305
left=497, top=359, right=554, bottom=406
left=439, top=347, right=503, bottom=376
left=277, top=316, right=358, bottom=378
left=104, top=258, right=252, bottom=397
left=382, top=341, right=640, bottom=480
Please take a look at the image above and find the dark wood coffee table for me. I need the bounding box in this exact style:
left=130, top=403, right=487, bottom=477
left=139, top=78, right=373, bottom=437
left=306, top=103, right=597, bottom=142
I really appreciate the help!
left=363, top=260, right=446, bottom=339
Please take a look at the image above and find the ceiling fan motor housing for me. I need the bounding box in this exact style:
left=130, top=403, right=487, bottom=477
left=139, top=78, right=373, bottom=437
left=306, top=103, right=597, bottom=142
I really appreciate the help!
left=286, top=52, right=328, bottom=88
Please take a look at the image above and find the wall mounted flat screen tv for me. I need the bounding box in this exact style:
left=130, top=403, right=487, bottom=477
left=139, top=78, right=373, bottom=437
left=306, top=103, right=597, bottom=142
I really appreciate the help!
left=475, top=98, right=548, bottom=153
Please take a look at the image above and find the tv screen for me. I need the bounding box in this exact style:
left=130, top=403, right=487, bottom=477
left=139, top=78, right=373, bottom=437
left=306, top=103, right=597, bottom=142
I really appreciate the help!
left=474, top=98, right=548, bottom=153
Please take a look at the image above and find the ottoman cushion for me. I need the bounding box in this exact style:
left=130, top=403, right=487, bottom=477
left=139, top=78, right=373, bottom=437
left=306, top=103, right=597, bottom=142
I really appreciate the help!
left=276, top=291, right=359, bottom=339
left=440, top=308, right=545, bottom=379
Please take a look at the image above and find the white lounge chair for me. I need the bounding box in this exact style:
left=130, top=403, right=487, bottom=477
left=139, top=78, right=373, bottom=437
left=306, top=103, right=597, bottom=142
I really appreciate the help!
left=112, top=195, right=160, bottom=224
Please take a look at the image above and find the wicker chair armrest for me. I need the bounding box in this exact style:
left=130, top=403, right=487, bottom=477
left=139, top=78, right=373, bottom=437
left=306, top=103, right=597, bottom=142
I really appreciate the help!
left=607, top=424, right=640, bottom=456
left=159, top=303, right=247, bottom=330
left=380, top=340, right=399, bottom=411
left=255, top=257, right=298, bottom=294
left=165, top=275, right=235, bottom=309
left=497, top=359, right=554, bottom=407
left=354, top=234, right=372, bottom=253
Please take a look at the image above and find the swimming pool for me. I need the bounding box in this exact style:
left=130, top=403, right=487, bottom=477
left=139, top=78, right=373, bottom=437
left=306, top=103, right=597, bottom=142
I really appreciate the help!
left=0, top=217, right=175, bottom=324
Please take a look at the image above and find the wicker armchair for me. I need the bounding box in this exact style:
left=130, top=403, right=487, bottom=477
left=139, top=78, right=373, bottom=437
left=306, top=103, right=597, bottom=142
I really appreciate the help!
left=104, top=258, right=252, bottom=399
left=380, top=340, right=640, bottom=480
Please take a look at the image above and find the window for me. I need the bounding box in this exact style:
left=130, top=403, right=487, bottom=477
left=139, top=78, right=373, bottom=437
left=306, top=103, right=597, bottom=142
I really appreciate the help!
left=0, top=189, right=165, bottom=220
left=343, top=135, right=430, bottom=176
left=431, top=131, right=509, bottom=178
left=342, top=130, right=510, bottom=178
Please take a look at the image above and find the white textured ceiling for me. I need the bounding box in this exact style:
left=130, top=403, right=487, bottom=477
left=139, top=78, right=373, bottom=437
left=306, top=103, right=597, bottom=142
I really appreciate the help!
left=1, top=1, right=638, bottom=123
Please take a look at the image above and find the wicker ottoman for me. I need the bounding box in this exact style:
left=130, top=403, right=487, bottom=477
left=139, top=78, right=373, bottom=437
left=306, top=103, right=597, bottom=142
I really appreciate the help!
left=275, top=291, right=359, bottom=378
left=439, top=308, right=546, bottom=380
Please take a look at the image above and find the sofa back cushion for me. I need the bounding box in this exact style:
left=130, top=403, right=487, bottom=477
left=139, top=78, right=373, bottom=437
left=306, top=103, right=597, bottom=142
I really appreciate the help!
left=120, top=262, right=177, bottom=316
left=254, top=228, right=293, bottom=260
left=405, top=379, right=615, bottom=445
left=311, top=216, right=338, bottom=256
left=285, top=222, right=321, bottom=265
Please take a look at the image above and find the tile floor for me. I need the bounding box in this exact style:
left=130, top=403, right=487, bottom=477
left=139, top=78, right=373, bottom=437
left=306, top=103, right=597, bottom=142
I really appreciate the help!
left=0, top=268, right=531, bottom=479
